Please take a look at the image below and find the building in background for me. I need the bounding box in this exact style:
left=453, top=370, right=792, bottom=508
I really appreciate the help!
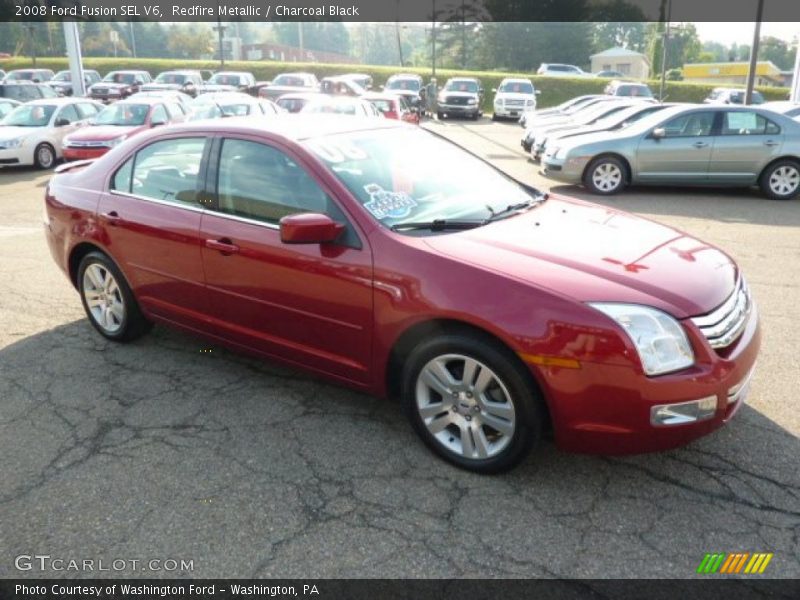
left=590, top=47, right=651, bottom=79
left=682, top=60, right=784, bottom=86
left=242, top=42, right=356, bottom=64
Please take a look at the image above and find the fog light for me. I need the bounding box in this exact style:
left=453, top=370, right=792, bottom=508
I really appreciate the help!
left=651, top=396, right=718, bottom=426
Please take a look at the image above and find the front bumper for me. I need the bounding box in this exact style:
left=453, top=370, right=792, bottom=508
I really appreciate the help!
left=63, top=146, right=109, bottom=161
left=0, top=147, right=32, bottom=167
left=541, top=155, right=588, bottom=184
left=494, top=105, right=529, bottom=118
left=439, top=103, right=479, bottom=116
left=535, top=304, right=761, bottom=454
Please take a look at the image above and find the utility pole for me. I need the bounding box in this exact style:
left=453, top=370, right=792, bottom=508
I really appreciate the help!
left=129, top=22, right=137, bottom=58
left=298, top=22, right=304, bottom=59
left=791, top=39, right=800, bottom=103
left=213, top=19, right=226, bottom=68
left=744, top=0, right=765, bottom=105
left=27, top=24, right=37, bottom=67
left=461, top=0, right=466, bottom=69
left=431, top=0, right=437, bottom=79
left=63, top=22, right=86, bottom=97
left=659, top=0, right=672, bottom=102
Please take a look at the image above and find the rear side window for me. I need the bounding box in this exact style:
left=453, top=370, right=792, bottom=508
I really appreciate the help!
left=721, top=111, right=781, bottom=135
left=112, top=138, right=205, bottom=206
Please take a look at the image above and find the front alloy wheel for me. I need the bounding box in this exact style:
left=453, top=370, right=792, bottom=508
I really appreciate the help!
left=585, top=156, right=626, bottom=195
left=34, top=143, right=56, bottom=169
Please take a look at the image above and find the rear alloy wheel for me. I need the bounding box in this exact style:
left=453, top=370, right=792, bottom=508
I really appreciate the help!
left=34, top=143, right=56, bottom=170
left=760, top=160, right=800, bottom=200
left=78, top=251, right=151, bottom=342
left=402, top=334, right=544, bottom=473
left=584, top=156, right=627, bottom=195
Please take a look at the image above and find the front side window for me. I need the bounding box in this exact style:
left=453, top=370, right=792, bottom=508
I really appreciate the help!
left=216, top=139, right=333, bottom=224
left=660, top=112, right=715, bottom=137
left=721, top=111, right=780, bottom=135
left=113, top=138, right=205, bottom=205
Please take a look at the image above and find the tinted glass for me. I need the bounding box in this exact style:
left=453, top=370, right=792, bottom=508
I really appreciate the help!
left=130, top=138, right=205, bottom=205
left=661, top=112, right=715, bottom=137
left=216, top=139, right=332, bottom=224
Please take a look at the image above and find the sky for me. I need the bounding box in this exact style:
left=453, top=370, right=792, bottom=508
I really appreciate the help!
left=692, top=22, right=799, bottom=46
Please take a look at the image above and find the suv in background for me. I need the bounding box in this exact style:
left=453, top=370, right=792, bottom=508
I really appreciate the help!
left=201, top=71, right=257, bottom=94
left=437, top=77, right=484, bottom=120
left=47, top=70, right=102, bottom=96
left=88, top=70, right=152, bottom=103
left=492, top=78, right=538, bottom=120
left=384, top=73, right=426, bottom=112
left=704, top=88, right=765, bottom=105
left=4, top=68, right=55, bottom=83
left=259, top=72, right=320, bottom=101
left=0, top=81, right=58, bottom=102
left=537, top=63, right=588, bottom=78
left=142, top=70, right=204, bottom=98
left=604, top=80, right=655, bottom=99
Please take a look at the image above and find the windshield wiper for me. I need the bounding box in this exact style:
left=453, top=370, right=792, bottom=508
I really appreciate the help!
left=483, top=193, right=549, bottom=224
left=391, top=219, right=484, bottom=232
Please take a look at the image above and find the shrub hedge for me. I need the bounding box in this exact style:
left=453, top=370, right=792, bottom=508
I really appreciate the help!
left=1, top=56, right=790, bottom=112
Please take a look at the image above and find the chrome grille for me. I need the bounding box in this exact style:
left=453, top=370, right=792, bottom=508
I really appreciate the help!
left=691, top=277, right=751, bottom=349
left=66, top=140, right=107, bottom=148
left=505, top=99, right=525, bottom=106
left=444, top=96, right=470, bottom=105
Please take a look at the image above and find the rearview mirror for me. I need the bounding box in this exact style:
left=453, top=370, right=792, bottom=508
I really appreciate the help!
left=280, top=213, right=345, bottom=244
left=651, top=127, right=665, bottom=139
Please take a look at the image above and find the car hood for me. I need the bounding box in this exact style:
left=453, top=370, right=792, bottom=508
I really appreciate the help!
left=141, top=83, right=182, bottom=91
left=92, top=82, right=133, bottom=91
left=556, top=127, right=636, bottom=151
left=0, top=126, right=43, bottom=140
left=68, top=124, right=141, bottom=141
left=423, top=196, right=736, bottom=318
left=201, top=84, right=238, bottom=92
left=441, top=91, right=478, bottom=99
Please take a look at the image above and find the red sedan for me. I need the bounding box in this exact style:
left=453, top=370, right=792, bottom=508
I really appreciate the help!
left=363, top=92, right=420, bottom=124
left=44, top=117, right=760, bottom=472
left=62, top=98, right=187, bottom=161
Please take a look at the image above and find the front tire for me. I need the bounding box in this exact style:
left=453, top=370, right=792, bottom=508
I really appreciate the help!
left=401, top=333, right=544, bottom=473
left=583, top=156, right=627, bottom=195
left=78, top=251, right=151, bottom=342
left=759, top=160, right=800, bottom=200
left=34, top=143, right=56, bottom=170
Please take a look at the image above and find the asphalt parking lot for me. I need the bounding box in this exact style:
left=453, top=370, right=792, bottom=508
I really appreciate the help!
left=1, top=116, right=799, bottom=579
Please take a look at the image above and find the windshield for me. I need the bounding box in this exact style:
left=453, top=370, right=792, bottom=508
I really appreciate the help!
left=617, top=85, right=653, bottom=98
left=499, top=81, right=534, bottom=94
left=445, top=80, right=479, bottom=93
left=103, top=72, right=138, bottom=85
left=53, top=71, right=71, bottom=82
left=94, top=103, right=149, bottom=126
left=386, top=78, right=420, bottom=92
left=304, top=129, right=536, bottom=230
left=2, top=104, right=55, bottom=127
left=6, top=71, right=35, bottom=81
left=156, top=73, right=188, bottom=84
left=210, top=74, right=242, bottom=86
left=190, top=102, right=254, bottom=120
left=276, top=97, right=310, bottom=113
left=272, top=75, right=308, bottom=87
left=302, top=101, right=359, bottom=116
left=0, top=102, right=18, bottom=119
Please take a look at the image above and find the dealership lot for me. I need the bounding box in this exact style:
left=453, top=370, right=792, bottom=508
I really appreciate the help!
left=1, top=118, right=799, bottom=578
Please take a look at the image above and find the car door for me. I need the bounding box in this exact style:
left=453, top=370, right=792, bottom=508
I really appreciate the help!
left=707, top=110, right=783, bottom=183
left=97, top=136, right=210, bottom=328
left=199, top=135, right=374, bottom=385
left=51, top=103, right=84, bottom=152
left=635, top=110, right=716, bottom=183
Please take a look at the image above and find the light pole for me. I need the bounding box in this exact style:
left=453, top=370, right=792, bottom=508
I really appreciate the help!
left=431, top=0, right=437, bottom=79
left=659, top=0, right=672, bottom=102
left=26, top=24, right=37, bottom=67
left=213, top=18, right=227, bottom=68
left=744, top=0, right=765, bottom=105
left=129, top=22, right=137, bottom=58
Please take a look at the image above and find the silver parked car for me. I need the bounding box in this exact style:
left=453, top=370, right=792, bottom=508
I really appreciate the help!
left=541, top=104, right=800, bottom=200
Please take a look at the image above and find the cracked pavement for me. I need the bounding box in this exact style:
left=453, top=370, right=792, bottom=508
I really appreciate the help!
left=1, top=119, right=799, bottom=579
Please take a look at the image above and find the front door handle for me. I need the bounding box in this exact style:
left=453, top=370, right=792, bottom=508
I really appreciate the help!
left=101, top=210, right=122, bottom=226
left=692, top=141, right=708, bottom=148
left=764, top=140, right=780, bottom=147
left=205, top=238, right=240, bottom=255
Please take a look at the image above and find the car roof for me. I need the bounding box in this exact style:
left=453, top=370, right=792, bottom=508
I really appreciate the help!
left=165, top=114, right=405, bottom=141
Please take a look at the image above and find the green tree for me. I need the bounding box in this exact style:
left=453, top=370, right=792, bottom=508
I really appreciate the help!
left=166, top=24, right=213, bottom=60
left=591, top=22, right=647, bottom=53
left=759, top=36, right=793, bottom=69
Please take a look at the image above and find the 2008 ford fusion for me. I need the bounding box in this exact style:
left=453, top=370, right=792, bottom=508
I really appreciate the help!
left=44, top=116, right=760, bottom=472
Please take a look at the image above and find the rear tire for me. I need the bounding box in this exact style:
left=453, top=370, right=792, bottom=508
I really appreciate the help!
left=583, top=156, right=627, bottom=195
left=759, top=159, right=800, bottom=200
left=77, top=251, right=152, bottom=342
left=401, top=332, right=544, bottom=473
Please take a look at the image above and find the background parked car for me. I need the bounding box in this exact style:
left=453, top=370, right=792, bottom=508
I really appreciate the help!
left=320, top=76, right=366, bottom=97
left=201, top=71, right=257, bottom=94
left=128, top=90, right=194, bottom=108
left=761, top=101, right=800, bottom=119
left=341, top=73, right=373, bottom=90
left=437, top=77, right=484, bottom=120
left=594, top=70, right=625, bottom=78
left=0, top=81, right=58, bottom=102
left=0, top=97, right=101, bottom=169
left=0, top=98, right=20, bottom=119
left=537, top=63, right=588, bottom=77
left=4, top=68, right=55, bottom=83
left=299, top=96, right=384, bottom=118
left=363, top=92, right=419, bottom=124
left=274, top=92, right=321, bottom=114
left=542, top=104, right=800, bottom=200
left=604, top=80, right=655, bottom=99
left=47, top=70, right=102, bottom=96
left=704, top=88, right=765, bottom=105
left=492, top=78, right=538, bottom=120
left=383, top=74, right=426, bottom=112
left=63, top=98, right=187, bottom=161
left=141, top=70, right=203, bottom=98
left=259, top=73, right=319, bottom=101
left=89, top=71, right=152, bottom=103
left=519, top=94, right=605, bottom=128
left=189, top=92, right=281, bottom=120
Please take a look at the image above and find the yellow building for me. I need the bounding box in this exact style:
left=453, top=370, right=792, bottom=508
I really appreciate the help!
left=682, top=61, right=783, bottom=86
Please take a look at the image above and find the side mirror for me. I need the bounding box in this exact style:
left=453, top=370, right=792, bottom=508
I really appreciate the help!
left=54, top=117, right=70, bottom=127
left=150, top=119, right=166, bottom=127
left=280, top=213, right=345, bottom=244
left=651, top=127, right=665, bottom=139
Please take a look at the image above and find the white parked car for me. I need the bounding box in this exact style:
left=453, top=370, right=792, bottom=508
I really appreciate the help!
left=0, top=98, right=102, bottom=169
left=299, top=96, right=384, bottom=118
left=761, top=101, right=800, bottom=119
left=537, top=63, right=589, bottom=78
left=492, top=78, right=538, bottom=120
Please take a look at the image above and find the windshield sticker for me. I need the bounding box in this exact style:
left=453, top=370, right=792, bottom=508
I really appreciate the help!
left=363, top=184, right=417, bottom=220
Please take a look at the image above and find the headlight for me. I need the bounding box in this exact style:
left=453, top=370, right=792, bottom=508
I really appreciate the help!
left=526, top=99, right=535, bottom=106
left=589, top=303, right=694, bottom=376
left=0, top=137, right=24, bottom=149
left=105, top=135, right=127, bottom=148
left=467, top=98, right=477, bottom=105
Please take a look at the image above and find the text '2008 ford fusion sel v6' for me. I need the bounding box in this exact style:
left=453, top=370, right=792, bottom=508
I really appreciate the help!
left=43, top=116, right=760, bottom=472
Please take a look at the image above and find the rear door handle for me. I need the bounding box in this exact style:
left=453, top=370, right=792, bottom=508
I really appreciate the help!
left=692, top=141, right=708, bottom=148
left=101, top=210, right=122, bottom=226
left=205, top=238, right=240, bottom=255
